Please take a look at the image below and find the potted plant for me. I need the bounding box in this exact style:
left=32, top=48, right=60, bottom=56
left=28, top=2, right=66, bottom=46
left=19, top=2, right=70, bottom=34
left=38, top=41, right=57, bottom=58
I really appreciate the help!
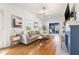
left=42, top=25, right=47, bottom=34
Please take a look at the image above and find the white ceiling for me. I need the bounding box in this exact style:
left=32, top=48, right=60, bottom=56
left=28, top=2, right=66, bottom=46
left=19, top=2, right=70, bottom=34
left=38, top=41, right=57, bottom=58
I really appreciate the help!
left=2, top=3, right=67, bottom=19
left=14, top=3, right=67, bottom=14
left=13, top=3, right=67, bottom=19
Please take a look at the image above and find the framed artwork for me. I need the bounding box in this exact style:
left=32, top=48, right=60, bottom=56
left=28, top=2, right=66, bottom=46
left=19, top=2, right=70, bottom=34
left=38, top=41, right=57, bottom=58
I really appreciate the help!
left=34, top=22, right=39, bottom=28
left=49, top=23, right=59, bottom=34
left=11, top=15, right=22, bottom=28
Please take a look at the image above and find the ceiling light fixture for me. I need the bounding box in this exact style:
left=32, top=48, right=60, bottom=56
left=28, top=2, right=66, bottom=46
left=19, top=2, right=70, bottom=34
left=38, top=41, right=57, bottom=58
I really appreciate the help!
left=42, top=6, right=46, bottom=17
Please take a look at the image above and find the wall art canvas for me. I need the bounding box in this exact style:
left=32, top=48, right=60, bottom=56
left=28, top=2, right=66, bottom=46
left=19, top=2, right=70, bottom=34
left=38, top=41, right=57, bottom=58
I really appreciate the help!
left=34, top=21, right=39, bottom=28
left=11, top=15, right=22, bottom=28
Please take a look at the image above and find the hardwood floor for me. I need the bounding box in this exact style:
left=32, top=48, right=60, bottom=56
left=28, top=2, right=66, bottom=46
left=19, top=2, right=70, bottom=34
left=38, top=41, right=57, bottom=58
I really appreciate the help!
left=0, top=36, right=56, bottom=55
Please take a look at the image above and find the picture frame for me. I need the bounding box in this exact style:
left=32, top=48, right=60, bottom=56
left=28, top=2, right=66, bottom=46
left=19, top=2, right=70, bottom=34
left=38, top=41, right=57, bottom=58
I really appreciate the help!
left=11, top=15, right=22, bottom=28
left=34, top=21, right=39, bottom=28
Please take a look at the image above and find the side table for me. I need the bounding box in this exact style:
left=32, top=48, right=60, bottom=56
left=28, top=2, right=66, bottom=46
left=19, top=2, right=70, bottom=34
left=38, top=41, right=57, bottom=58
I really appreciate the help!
left=10, top=35, right=21, bottom=46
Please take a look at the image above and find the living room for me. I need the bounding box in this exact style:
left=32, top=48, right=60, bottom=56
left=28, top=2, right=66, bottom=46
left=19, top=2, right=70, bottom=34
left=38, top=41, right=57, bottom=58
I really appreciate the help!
left=0, top=3, right=79, bottom=55
left=0, top=3, right=66, bottom=55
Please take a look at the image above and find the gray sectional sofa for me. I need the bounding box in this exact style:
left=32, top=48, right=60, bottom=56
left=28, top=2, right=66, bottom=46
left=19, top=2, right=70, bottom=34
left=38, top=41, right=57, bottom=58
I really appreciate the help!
left=21, top=31, right=41, bottom=44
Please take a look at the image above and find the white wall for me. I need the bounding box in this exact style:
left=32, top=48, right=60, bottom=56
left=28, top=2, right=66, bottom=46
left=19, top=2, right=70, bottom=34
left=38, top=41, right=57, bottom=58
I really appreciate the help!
left=0, top=9, right=4, bottom=48
left=0, top=4, right=42, bottom=48
left=75, top=4, right=79, bottom=22
left=68, top=4, right=79, bottom=24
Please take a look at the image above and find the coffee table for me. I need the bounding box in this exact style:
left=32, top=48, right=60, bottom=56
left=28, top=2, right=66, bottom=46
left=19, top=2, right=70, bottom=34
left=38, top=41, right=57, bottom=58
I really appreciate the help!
left=37, top=35, right=46, bottom=46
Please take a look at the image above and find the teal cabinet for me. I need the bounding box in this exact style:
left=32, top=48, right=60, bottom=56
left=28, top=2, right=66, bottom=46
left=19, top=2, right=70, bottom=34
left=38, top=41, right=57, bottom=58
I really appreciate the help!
left=65, top=25, right=79, bottom=55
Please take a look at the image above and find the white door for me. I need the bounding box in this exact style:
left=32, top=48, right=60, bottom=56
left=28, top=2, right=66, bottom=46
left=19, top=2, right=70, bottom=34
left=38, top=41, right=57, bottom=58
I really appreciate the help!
left=0, top=10, right=4, bottom=48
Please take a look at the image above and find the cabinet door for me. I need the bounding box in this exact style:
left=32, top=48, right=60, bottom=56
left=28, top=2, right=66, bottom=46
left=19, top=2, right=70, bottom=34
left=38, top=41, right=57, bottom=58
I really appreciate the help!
left=70, top=25, right=79, bottom=55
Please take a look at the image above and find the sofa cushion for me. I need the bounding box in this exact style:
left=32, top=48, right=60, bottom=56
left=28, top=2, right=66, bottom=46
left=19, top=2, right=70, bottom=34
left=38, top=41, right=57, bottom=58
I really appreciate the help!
left=28, top=31, right=32, bottom=37
left=29, top=35, right=39, bottom=40
left=28, top=31, right=37, bottom=37
left=32, top=31, right=36, bottom=35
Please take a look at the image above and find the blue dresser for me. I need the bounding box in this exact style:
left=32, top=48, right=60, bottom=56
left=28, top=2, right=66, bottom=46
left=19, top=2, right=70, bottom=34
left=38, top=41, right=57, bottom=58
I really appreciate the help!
left=65, top=25, right=79, bottom=55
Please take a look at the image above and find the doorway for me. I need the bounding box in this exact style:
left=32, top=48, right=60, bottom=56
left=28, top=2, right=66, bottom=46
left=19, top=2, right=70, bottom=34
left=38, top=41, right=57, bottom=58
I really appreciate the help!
left=49, top=23, right=59, bottom=34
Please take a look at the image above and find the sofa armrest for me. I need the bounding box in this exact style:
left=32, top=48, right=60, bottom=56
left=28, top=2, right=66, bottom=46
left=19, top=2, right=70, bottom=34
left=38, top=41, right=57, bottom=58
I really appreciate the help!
left=21, top=31, right=29, bottom=44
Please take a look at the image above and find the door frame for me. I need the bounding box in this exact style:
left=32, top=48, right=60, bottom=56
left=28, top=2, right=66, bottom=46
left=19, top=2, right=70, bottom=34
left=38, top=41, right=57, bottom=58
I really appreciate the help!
left=48, top=22, right=59, bottom=34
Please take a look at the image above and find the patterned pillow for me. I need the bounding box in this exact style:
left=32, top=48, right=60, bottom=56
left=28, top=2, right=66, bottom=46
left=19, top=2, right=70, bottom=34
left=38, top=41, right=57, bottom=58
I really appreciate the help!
left=28, top=31, right=33, bottom=37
